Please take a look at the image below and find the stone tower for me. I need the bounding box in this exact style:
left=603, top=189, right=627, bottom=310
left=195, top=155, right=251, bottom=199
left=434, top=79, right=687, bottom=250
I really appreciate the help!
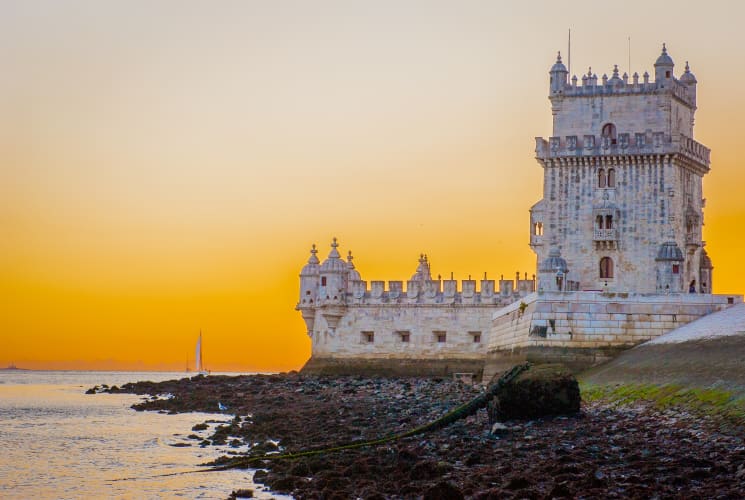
left=530, top=46, right=712, bottom=293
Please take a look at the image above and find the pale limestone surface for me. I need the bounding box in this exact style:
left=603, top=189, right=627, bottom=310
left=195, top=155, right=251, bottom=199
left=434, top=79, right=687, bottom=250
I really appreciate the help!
left=489, top=291, right=742, bottom=353
left=297, top=242, right=534, bottom=362
left=647, top=302, right=745, bottom=344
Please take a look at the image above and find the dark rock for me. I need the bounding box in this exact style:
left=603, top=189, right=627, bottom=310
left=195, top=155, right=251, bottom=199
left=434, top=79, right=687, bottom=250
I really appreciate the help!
left=488, top=364, right=580, bottom=422
left=252, top=470, right=268, bottom=484
left=423, top=481, right=465, bottom=500
left=192, top=422, right=208, bottom=431
left=227, top=489, right=253, bottom=499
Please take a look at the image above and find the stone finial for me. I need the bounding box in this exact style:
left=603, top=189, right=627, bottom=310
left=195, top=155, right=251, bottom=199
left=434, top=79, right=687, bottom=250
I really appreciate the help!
left=643, top=71, right=650, bottom=84
left=347, top=250, right=354, bottom=263
left=613, top=65, right=619, bottom=78
left=662, top=42, right=667, bottom=55
left=602, top=74, right=608, bottom=85
left=685, top=61, right=690, bottom=72
left=308, top=244, right=320, bottom=264
left=571, top=74, right=578, bottom=86
left=587, top=67, right=592, bottom=77
left=633, top=72, right=639, bottom=84
left=556, top=51, right=562, bottom=63
left=328, top=237, right=341, bottom=259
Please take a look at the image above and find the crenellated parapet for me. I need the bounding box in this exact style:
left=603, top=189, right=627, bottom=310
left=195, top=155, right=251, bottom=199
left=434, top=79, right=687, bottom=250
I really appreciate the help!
left=535, top=132, right=710, bottom=168
left=297, top=240, right=536, bottom=318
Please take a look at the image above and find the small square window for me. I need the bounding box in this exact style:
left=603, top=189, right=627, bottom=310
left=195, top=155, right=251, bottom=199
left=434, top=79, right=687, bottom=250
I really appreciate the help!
left=362, top=331, right=374, bottom=343
left=397, top=331, right=410, bottom=343
left=672, top=264, right=680, bottom=274
left=434, top=331, right=446, bottom=343
left=470, top=332, right=482, bottom=343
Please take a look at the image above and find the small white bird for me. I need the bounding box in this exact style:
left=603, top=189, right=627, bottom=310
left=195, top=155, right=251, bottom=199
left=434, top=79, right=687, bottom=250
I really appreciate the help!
left=218, top=402, right=228, bottom=411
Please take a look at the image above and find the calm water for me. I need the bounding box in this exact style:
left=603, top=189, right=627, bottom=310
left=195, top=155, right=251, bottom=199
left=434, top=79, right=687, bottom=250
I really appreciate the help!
left=0, top=370, right=290, bottom=499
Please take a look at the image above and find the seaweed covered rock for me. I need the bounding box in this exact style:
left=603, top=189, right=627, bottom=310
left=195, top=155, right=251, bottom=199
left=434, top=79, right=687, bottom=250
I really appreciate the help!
left=487, top=364, right=580, bottom=422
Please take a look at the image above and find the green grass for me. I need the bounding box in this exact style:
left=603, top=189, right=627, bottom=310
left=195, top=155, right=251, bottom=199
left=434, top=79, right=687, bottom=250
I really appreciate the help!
left=580, top=382, right=745, bottom=426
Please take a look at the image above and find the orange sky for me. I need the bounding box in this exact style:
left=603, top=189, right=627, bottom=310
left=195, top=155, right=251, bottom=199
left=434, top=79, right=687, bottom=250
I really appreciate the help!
left=2, top=1, right=745, bottom=372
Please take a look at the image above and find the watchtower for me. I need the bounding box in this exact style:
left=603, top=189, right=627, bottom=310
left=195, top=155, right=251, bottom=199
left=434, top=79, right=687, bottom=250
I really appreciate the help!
left=530, top=45, right=712, bottom=293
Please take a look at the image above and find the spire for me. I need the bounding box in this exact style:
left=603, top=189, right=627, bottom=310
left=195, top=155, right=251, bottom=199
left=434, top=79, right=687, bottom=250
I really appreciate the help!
left=308, top=244, right=319, bottom=265
left=328, top=237, right=340, bottom=259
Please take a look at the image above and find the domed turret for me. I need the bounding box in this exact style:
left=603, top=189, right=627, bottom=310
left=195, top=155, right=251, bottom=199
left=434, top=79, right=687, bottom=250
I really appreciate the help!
left=538, top=247, right=569, bottom=292
left=654, top=43, right=675, bottom=83
left=655, top=240, right=684, bottom=293
left=549, top=52, right=568, bottom=94
left=297, top=244, right=321, bottom=335
left=680, top=61, right=698, bottom=108
left=319, top=238, right=348, bottom=304
left=411, top=254, right=432, bottom=281
left=680, top=61, right=697, bottom=84
left=655, top=241, right=684, bottom=261
left=539, top=247, right=568, bottom=273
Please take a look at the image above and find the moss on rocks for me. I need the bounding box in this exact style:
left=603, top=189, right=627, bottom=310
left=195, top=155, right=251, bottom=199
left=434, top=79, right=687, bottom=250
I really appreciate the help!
left=488, top=364, right=581, bottom=422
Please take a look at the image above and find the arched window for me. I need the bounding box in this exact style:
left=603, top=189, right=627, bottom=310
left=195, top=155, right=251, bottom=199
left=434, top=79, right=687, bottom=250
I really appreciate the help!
left=596, top=215, right=604, bottom=229
left=598, top=168, right=607, bottom=188
left=599, top=257, right=614, bottom=279
left=605, top=215, right=613, bottom=229
left=607, top=168, right=616, bottom=187
left=321, top=277, right=327, bottom=286
left=533, top=222, right=543, bottom=236
left=602, top=123, right=617, bottom=144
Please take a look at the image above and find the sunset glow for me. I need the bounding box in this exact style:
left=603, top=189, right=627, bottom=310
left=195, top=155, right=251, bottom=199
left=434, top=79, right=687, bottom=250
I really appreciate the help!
left=3, top=1, right=745, bottom=371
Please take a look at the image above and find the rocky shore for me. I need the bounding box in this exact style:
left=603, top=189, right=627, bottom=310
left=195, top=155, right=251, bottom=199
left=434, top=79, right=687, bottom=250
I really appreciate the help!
left=94, top=373, right=745, bottom=498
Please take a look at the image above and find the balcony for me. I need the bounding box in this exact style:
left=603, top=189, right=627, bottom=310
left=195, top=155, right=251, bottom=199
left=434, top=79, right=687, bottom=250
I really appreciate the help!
left=685, top=233, right=701, bottom=247
left=593, top=228, right=618, bottom=241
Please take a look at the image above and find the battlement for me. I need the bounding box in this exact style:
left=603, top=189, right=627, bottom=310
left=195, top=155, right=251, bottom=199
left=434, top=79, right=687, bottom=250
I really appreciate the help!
left=535, top=132, right=710, bottom=166
left=553, top=72, right=695, bottom=107
left=343, top=275, right=535, bottom=306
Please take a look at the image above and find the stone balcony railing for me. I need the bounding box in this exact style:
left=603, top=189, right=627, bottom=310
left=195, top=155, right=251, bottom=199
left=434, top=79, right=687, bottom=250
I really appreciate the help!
left=685, top=233, right=701, bottom=246
left=536, top=133, right=710, bottom=166
left=593, top=228, right=618, bottom=241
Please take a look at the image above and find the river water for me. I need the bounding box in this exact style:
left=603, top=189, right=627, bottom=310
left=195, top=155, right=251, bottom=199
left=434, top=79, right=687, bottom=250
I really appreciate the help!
left=0, top=370, right=290, bottom=499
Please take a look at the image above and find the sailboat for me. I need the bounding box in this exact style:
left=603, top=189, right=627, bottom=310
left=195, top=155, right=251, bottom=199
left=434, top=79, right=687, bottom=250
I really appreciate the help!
left=195, top=330, right=210, bottom=375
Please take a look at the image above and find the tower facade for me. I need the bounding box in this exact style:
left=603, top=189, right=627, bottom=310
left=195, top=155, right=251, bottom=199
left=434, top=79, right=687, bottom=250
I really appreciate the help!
left=531, top=46, right=713, bottom=294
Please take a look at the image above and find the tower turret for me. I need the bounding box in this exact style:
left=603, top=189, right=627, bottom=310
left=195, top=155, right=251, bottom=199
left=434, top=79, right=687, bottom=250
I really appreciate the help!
left=297, top=244, right=320, bottom=335
left=680, top=61, right=698, bottom=109
left=549, top=52, right=568, bottom=94
left=654, top=43, right=675, bottom=84
left=318, top=238, right=348, bottom=332
left=346, top=250, right=363, bottom=294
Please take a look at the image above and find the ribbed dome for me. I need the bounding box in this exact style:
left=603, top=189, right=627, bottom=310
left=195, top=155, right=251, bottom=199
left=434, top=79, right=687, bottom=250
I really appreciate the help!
left=346, top=251, right=362, bottom=281
left=700, top=249, right=713, bottom=269
left=320, top=238, right=347, bottom=273
left=550, top=52, right=567, bottom=73
left=539, top=247, right=568, bottom=273
left=655, top=241, right=684, bottom=261
left=655, top=44, right=674, bottom=66
left=680, top=61, right=697, bottom=84
left=300, top=244, right=320, bottom=276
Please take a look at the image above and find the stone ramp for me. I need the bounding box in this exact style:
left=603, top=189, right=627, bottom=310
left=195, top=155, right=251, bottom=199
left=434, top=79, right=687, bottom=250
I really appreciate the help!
left=581, top=302, right=745, bottom=391
left=647, top=302, right=745, bottom=344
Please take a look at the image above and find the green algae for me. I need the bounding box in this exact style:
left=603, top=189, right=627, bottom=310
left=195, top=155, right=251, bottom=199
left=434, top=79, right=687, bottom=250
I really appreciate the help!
left=580, top=382, right=745, bottom=426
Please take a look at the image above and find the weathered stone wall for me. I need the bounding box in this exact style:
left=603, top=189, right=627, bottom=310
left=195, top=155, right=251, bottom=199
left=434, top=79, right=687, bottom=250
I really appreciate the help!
left=310, top=304, right=494, bottom=360
left=485, top=291, right=742, bottom=378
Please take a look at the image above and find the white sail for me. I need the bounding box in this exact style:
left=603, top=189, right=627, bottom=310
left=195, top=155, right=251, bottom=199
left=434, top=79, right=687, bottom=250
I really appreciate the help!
left=195, top=332, right=203, bottom=373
